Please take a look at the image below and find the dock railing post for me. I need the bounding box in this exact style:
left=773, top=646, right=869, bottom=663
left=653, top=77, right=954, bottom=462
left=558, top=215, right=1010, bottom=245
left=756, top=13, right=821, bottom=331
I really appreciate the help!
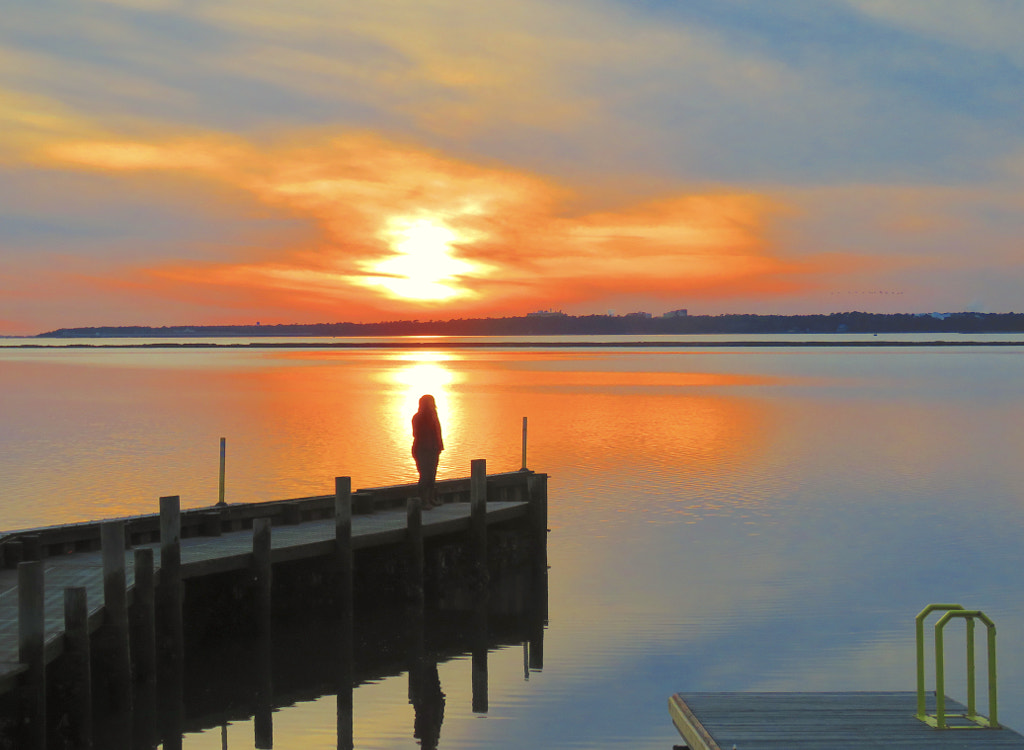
left=521, top=417, right=528, bottom=470
left=100, top=521, right=133, bottom=712
left=158, top=495, right=183, bottom=665
left=470, top=459, right=487, bottom=584
left=218, top=437, right=227, bottom=506
left=63, top=586, right=92, bottom=748
left=18, top=560, right=45, bottom=750
left=335, top=476, right=355, bottom=750
left=527, top=472, right=548, bottom=671
left=335, top=477, right=353, bottom=610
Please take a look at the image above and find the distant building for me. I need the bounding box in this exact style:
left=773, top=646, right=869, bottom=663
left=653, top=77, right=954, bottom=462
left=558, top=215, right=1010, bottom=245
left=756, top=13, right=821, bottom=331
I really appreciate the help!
left=624, top=311, right=652, bottom=319
left=527, top=309, right=568, bottom=317
left=662, top=308, right=688, bottom=318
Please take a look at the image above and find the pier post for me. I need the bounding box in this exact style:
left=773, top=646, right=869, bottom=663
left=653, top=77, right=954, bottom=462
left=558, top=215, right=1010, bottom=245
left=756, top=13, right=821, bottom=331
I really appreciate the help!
left=407, top=498, right=424, bottom=605
left=470, top=459, right=488, bottom=584
left=218, top=437, right=227, bottom=506
left=131, top=547, right=157, bottom=684
left=249, top=521, right=273, bottom=750
left=18, top=560, right=45, bottom=750
left=527, top=471, right=548, bottom=671
left=158, top=495, right=183, bottom=665
left=335, top=476, right=354, bottom=750
left=22, top=535, right=41, bottom=562
left=521, top=416, right=528, bottom=470
left=252, top=518, right=272, bottom=633
left=472, top=595, right=489, bottom=713
left=334, top=477, right=353, bottom=612
left=100, top=521, right=133, bottom=711
left=63, top=586, right=92, bottom=749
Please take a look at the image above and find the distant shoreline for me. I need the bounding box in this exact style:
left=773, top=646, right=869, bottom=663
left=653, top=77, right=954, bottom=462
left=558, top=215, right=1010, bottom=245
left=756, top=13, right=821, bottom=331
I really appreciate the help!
left=6, top=339, right=1024, bottom=349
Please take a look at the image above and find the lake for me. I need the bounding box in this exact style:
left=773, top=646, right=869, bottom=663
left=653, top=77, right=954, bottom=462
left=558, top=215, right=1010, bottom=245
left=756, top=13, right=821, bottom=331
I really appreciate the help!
left=2, top=336, right=1024, bottom=747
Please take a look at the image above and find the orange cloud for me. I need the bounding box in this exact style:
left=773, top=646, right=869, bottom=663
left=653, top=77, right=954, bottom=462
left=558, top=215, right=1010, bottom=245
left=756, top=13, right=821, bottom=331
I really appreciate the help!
left=35, top=129, right=816, bottom=321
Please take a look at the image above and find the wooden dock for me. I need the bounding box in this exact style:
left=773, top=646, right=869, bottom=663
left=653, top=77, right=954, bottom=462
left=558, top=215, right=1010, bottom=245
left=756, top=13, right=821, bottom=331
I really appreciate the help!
left=670, top=692, right=1024, bottom=749
left=0, top=465, right=548, bottom=748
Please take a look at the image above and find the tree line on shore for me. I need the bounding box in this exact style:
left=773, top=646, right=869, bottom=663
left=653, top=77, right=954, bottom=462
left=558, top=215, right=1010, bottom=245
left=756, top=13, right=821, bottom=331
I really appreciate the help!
left=38, top=311, right=1024, bottom=338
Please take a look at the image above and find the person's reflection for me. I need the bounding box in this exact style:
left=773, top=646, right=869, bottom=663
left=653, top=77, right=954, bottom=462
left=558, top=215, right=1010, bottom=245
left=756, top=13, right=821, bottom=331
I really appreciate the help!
left=411, top=658, right=445, bottom=749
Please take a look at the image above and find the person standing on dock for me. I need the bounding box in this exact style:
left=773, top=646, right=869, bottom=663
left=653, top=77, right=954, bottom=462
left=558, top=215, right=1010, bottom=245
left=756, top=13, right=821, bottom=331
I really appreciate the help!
left=412, top=394, right=444, bottom=509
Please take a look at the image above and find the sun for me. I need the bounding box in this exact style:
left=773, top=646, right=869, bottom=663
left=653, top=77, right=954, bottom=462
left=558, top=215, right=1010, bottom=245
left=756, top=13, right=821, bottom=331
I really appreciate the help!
left=359, top=216, right=485, bottom=301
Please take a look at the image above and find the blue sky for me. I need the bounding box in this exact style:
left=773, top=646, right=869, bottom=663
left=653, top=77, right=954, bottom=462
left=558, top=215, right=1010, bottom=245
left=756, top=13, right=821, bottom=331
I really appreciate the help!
left=2, top=0, right=1023, bottom=333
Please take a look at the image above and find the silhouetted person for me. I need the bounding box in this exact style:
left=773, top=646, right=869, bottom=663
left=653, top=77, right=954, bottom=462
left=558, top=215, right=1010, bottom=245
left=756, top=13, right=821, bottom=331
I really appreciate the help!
left=412, top=394, right=444, bottom=509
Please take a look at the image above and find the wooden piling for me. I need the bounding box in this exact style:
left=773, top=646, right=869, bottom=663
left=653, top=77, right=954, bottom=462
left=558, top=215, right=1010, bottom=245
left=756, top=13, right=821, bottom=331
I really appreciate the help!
left=63, top=586, right=92, bottom=749
left=218, top=437, right=227, bottom=506
left=131, top=547, right=157, bottom=684
left=158, top=495, right=183, bottom=664
left=472, top=596, right=489, bottom=713
left=18, top=560, right=45, bottom=750
left=335, top=477, right=353, bottom=608
left=254, top=624, right=273, bottom=749
left=521, top=416, right=528, bottom=470
left=470, top=459, right=488, bottom=583
left=335, top=476, right=354, bottom=750
left=21, top=535, right=41, bottom=563
left=527, top=472, right=548, bottom=671
left=252, top=518, right=272, bottom=632
left=407, top=498, right=424, bottom=605
left=100, top=521, right=132, bottom=710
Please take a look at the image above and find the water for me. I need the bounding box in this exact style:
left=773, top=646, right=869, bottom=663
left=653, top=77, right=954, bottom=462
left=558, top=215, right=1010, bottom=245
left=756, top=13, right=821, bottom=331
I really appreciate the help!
left=3, top=338, right=1024, bottom=746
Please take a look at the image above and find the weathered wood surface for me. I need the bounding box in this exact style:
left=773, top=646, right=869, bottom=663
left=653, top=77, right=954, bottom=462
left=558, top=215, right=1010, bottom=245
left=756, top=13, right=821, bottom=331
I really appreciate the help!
left=670, top=692, right=1024, bottom=749
left=0, top=499, right=529, bottom=694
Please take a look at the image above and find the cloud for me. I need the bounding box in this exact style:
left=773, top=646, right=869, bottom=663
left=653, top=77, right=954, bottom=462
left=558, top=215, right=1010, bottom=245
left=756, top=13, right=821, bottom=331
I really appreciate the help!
left=18, top=126, right=817, bottom=324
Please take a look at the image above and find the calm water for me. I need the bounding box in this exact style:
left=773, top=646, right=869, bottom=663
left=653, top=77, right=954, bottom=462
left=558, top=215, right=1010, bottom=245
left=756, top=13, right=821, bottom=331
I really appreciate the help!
left=3, top=338, right=1024, bottom=746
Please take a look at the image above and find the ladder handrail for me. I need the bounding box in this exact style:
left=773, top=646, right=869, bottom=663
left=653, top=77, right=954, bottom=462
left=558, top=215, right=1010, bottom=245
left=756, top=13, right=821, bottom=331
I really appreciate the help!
left=916, top=604, right=964, bottom=719
left=934, top=610, right=998, bottom=729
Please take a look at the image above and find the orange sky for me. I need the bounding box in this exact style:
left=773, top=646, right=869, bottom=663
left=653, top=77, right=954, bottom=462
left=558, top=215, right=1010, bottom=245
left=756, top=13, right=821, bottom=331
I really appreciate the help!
left=3, top=1, right=1024, bottom=333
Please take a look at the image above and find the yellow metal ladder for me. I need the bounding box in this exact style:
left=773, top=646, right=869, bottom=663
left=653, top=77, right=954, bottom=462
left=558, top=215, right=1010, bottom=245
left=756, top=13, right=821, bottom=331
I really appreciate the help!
left=915, top=603, right=999, bottom=729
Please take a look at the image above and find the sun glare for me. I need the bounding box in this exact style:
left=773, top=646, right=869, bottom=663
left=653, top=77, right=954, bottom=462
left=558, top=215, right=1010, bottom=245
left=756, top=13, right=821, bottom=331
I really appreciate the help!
left=359, top=216, right=485, bottom=301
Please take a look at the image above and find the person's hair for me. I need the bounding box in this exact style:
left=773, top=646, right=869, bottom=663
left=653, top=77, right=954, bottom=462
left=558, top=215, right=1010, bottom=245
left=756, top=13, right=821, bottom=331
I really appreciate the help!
left=418, top=394, right=436, bottom=412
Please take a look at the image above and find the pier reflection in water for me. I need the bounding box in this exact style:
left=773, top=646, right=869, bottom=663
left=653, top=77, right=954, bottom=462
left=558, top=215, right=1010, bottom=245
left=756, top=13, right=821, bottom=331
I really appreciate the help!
left=88, top=562, right=546, bottom=749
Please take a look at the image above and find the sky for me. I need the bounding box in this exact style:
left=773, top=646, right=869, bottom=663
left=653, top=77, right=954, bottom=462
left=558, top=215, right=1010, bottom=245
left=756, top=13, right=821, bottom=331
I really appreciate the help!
left=2, top=0, right=1024, bottom=334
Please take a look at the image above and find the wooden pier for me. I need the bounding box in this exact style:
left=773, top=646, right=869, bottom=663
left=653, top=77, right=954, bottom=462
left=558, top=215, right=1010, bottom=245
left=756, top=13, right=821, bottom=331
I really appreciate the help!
left=0, top=464, right=548, bottom=748
left=670, top=692, right=1024, bottom=749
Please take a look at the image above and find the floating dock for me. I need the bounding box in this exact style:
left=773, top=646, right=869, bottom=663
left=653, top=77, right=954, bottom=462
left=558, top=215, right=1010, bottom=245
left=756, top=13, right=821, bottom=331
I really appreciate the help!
left=670, top=692, right=1024, bottom=749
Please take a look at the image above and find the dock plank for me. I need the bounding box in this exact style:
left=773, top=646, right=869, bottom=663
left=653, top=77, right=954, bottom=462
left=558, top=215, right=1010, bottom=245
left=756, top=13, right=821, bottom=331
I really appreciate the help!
left=671, top=692, right=1024, bottom=749
left=0, top=499, right=527, bottom=687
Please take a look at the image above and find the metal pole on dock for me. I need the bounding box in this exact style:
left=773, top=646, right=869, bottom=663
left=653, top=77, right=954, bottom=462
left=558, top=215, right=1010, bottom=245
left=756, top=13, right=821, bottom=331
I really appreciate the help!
left=470, top=459, right=488, bottom=583
left=218, top=437, right=226, bottom=506
left=100, top=521, right=133, bottom=712
left=131, top=547, right=157, bottom=684
left=18, top=560, right=45, bottom=750
left=63, top=586, right=93, bottom=749
left=521, top=417, right=528, bottom=470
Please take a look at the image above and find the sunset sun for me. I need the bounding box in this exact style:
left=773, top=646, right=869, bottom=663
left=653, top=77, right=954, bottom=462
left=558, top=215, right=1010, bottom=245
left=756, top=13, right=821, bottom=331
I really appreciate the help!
left=360, top=216, right=484, bottom=302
